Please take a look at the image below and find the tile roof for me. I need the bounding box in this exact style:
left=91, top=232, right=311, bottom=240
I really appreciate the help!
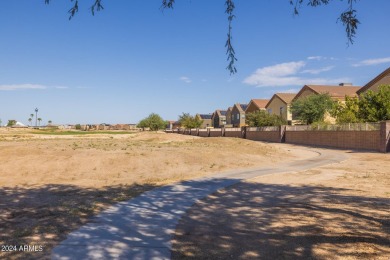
left=250, top=99, right=269, bottom=109
left=275, top=93, right=296, bottom=104
left=294, top=85, right=361, bottom=101
left=307, top=85, right=361, bottom=97
left=357, top=67, right=390, bottom=94
left=213, top=110, right=227, bottom=117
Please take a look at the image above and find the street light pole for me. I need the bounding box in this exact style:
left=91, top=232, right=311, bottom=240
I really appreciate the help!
left=35, top=108, right=38, bottom=127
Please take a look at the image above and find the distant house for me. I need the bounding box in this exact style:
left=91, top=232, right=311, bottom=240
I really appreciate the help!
left=245, top=99, right=269, bottom=114
left=172, top=121, right=181, bottom=129
left=9, top=120, right=27, bottom=128
left=357, top=67, right=390, bottom=95
left=292, top=84, right=361, bottom=102
left=225, top=107, right=233, bottom=127
left=265, top=93, right=296, bottom=125
left=212, top=110, right=227, bottom=128
left=166, top=120, right=176, bottom=130
left=231, top=103, right=248, bottom=127
left=195, top=114, right=213, bottom=128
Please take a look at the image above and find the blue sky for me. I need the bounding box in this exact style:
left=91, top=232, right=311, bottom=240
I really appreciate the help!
left=0, top=0, right=389, bottom=125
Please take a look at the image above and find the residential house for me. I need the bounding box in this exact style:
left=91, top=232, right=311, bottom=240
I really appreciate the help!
left=292, top=84, right=361, bottom=102
left=231, top=103, right=248, bottom=127
left=212, top=110, right=227, bottom=128
left=357, top=67, right=390, bottom=95
left=292, top=84, right=361, bottom=124
left=195, top=114, right=213, bottom=128
left=245, top=99, right=269, bottom=114
left=172, top=121, right=181, bottom=129
left=265, top=93, right=296, bottom=125
left=166, top=120, right=176, bottom=130
left=225, top=107, right=233, bottom=127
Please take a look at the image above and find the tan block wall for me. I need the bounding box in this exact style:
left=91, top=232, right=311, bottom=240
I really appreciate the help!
left=209, top=129, right=222, bottom=137
left=199, top=130, right=209, bottom=137
left=285, top=131, right=381, bottom=151
left=225, top=130, right=242, bottom=138
left=246, top=131, right=281, bottom=142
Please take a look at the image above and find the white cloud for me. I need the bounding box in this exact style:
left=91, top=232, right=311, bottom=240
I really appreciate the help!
left=307, top=56, right=325, bottom=61
left=301, top=66, right=334, bottom=75
left=55, top=86, right=69, bottom=89
left=244, top=62, right=347, bottom=87
left=0, top=84, right=47, bottom=91
left=179, top=76, right=191, bottom=83
left=352, top=57, right=390, bottom=67
left=243, top=61, right=306, bottom=87
left=283, top=88, right=300, bottom=93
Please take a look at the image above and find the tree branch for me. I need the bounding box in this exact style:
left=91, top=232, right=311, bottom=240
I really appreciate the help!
left=338, top=0, right=360, bottom=45
left=225, top=0, right=237, bottom=75
left=161, top=0, right=175, bottom=9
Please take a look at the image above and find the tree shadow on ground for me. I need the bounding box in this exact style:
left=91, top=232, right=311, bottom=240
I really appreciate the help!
left=0, top=183, right=157, bottom=260
left=172, top=182, right=390, bottom=259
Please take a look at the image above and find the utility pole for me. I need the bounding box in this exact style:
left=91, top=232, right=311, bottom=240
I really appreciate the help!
left=35, top=108, right=38, bottom=127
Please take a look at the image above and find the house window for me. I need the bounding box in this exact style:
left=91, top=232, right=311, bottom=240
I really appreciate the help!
left=280, top=107, right=284, bottom=115
left=268, top=108, right=272, bottom=114
left=241, top=114, right=245, bottom=119
left=236, top=114, right=239, bottom=120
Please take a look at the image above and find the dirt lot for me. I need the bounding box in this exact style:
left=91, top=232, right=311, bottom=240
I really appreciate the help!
left=0, top=129, right=292, bottom=259
left=172, top=146, right=390, bottom=259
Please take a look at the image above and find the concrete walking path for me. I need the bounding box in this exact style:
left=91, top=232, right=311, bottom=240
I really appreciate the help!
left=52, top=147, right=347, bottom=260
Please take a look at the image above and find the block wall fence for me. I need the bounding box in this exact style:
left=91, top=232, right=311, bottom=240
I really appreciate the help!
left=170, top=121, right=390, bottom=153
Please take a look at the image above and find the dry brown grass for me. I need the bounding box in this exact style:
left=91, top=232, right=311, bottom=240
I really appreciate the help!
left=172, top=149, right=390, bottom=259
left=0, top=130, right=291, bottom=259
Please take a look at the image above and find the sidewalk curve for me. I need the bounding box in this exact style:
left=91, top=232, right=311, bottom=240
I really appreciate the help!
left=52, top=147, right=347, bottom=260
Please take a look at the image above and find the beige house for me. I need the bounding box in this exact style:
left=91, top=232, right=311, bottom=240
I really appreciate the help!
left=231, top=103, right=248, bottom=127
left=245, top=99, right=269, bottom=114
left=195, top=114, right=213, bottom=128
left=265, top=93, right=296, bottom=124
left=357, top=67, right=390, bottom=95
left=172, top=121, right=181, bottom=129
left=225, top=107, right=233, bottom=127
left=292, top=84, right=361, bottom=124
left=293, top=84, right=361, bottom=102
left=212, top=110, right=227, bottom=128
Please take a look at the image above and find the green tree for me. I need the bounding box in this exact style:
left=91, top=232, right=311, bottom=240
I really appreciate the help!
left=137, top=113, right=167, bottom=131
left=291, top=93, right=335, bottom=125
left=358, top=85, right=390, bottom=122
left=48, top=120, right=52, bottom=124
left=44, top=0, right=360, bottom=74
left=38, top=118, right=42, bottom=126
left=7, top=120, right=16, bottom=127
left=331, top=96, right=361, bottom=124
left=75, top=124, right=81, bottom=130
left=178, top=113, right=203, bottom=129
left=246, top=110, right=287, bottom=127
left=28, top=118, right=33, bottom=126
